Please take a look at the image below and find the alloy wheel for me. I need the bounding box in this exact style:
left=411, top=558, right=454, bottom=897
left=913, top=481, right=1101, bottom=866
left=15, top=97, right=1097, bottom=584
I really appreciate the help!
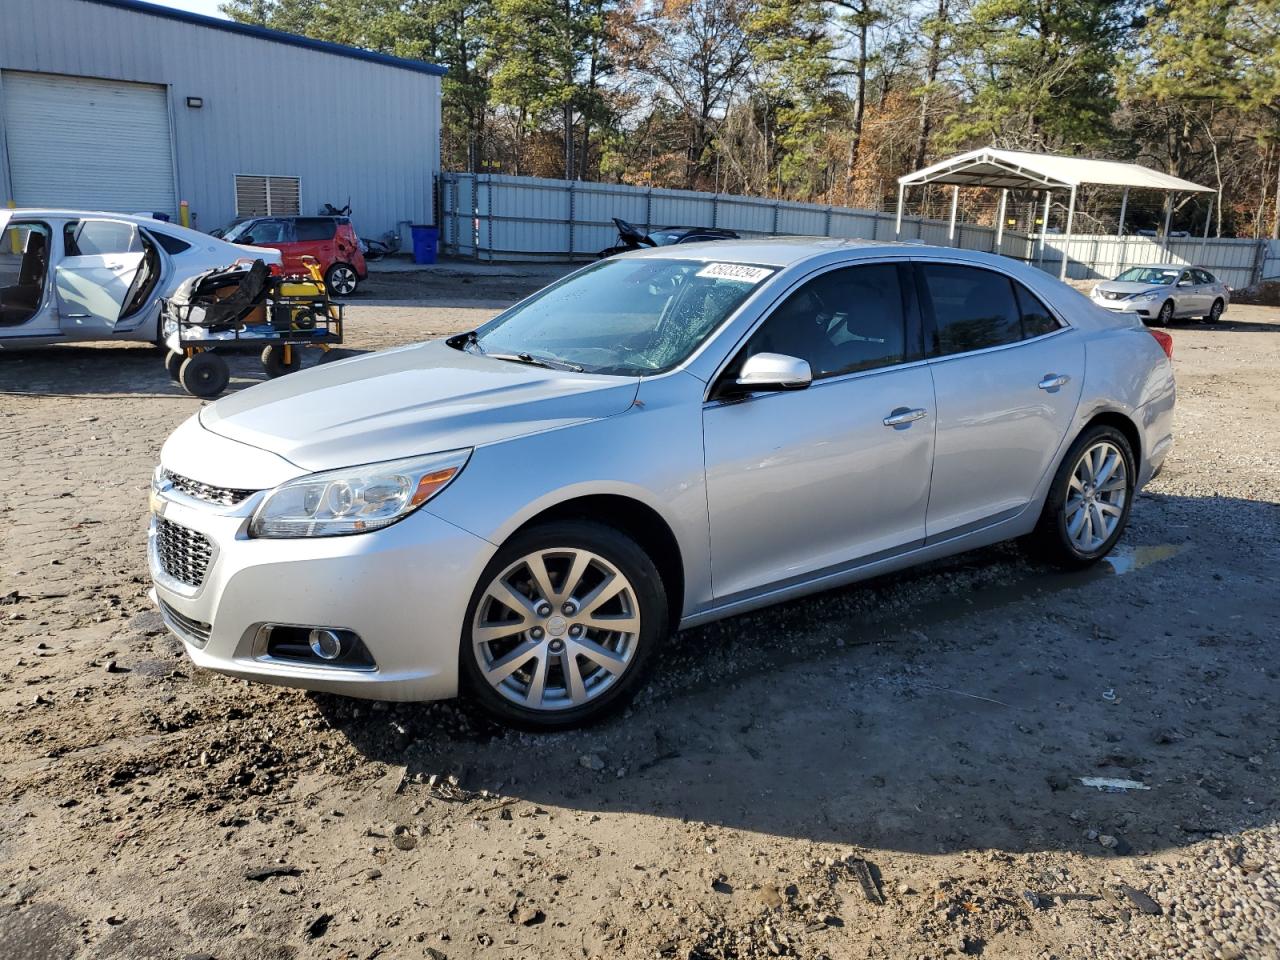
left=471, top=548, right=641, bottom=711
left=1064, top=440, right=1128, bottom=553
left=329, top=265, right=358, bottom=296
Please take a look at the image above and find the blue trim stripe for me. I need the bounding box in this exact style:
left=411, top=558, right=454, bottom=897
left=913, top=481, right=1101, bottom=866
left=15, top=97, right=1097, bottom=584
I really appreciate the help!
left=82, top=0, right=448, bottom=77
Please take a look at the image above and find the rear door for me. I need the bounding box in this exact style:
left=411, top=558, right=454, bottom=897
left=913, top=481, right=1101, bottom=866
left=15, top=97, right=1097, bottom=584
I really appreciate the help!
left=917, top=261, right=1084, bottom=540
left=292, top=217, right=339, bottom=273
left=55, top=219, right=145, bottom=332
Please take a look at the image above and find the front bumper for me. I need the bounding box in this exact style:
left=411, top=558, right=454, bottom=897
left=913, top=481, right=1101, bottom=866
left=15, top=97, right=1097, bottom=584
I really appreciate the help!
left=148, top=481, right=495, bottom=701
left=1092, top=295, right=1154, bottom=318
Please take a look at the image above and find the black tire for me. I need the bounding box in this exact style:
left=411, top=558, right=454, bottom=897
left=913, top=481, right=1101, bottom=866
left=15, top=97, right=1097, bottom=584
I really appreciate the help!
left=261, top=344, right=302, bottom=378
left=1030, top=424, right=1136, bottom=569
left=459, top=520, right=668, bottom=730
left=178, top=353, right=230, bottom=399
left=164, top=350, right=184, bottom=382
left=325, top=262, right=359, bottom=297
left=1204, top=298, right=1224, bottom=323
left=1150, top=299, right=1174, bottom=327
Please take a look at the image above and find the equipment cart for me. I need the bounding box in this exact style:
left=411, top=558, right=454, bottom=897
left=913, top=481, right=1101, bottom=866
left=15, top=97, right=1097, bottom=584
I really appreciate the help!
left=161, top=256, right=346, bottom=398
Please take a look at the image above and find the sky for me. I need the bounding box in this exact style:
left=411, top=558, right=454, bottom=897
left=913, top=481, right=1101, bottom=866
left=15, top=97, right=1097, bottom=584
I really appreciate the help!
left=148, top=0, right=230, bottom=18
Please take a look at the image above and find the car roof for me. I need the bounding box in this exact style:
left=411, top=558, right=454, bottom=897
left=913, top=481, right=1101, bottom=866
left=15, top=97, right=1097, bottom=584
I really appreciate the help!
left=7, top=209, right=213, bottom=241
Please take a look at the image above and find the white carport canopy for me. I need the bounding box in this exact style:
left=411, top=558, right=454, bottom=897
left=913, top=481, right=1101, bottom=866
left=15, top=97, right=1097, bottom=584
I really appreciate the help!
left=895, top=147, right=1215, bottom=278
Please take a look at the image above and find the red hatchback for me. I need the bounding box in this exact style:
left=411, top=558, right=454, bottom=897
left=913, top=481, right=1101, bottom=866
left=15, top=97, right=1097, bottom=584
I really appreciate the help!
left=217, top=216, right=368, bottom=296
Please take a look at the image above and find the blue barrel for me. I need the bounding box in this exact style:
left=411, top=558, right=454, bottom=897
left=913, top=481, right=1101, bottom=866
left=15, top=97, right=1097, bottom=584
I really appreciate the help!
left=411, top=224, right=439, bottom=265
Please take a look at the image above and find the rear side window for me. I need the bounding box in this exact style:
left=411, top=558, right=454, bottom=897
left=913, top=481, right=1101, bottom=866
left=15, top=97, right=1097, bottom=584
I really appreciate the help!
left=150, top=231, right=192, bottom=255
left=1013, top=282, right=1061, bottom=338
left=1193, top=269, right=1214, bottom=284
left=294, top=218, right=336, bottom=241
left=921, top=264, right=1022, bottom=355
left=63, top=220, right=140, bottom=257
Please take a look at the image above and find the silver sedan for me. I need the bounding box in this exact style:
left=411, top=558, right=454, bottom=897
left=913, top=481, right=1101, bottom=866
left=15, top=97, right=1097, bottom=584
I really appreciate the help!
left=1090, top=264, right=1229, bottom=326
left=149, top=240, right=1176, bottom=728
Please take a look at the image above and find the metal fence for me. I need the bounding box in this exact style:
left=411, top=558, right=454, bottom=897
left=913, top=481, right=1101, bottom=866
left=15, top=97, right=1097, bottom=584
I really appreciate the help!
left=440, top=172, right=1279, bottom=289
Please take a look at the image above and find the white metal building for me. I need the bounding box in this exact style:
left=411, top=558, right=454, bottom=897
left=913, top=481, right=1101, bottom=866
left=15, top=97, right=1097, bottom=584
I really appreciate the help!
left=0, top=0, right=444, bottom=237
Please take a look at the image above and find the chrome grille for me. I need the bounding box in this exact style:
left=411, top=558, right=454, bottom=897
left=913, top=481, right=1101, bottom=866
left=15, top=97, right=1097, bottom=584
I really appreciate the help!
left=162, top=469, right=256, bottom=507
left=155, top=517, right=214, bottom=588
left=158, top=599, right=212, bottom=648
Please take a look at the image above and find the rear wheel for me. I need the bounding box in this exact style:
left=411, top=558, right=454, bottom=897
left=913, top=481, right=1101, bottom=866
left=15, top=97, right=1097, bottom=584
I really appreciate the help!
left=1204, top=298, right=1224, bottom=323
left=460, top=521, right=668, bottom=729
left=261, top=344, right=302, bottom=378
left=1030, top=425, right=1136, bottom=569
left=178, top=352, right=230, bottom=399
left=325, top=263, right=359, bottom=297
left=164, top=350, right=184, bottom=382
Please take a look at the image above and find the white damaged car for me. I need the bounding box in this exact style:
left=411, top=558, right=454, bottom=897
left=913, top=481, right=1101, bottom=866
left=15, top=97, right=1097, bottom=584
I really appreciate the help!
left=1089, top=264, right=1229, bottom=326
left=0, top=209, right=281, bottom=349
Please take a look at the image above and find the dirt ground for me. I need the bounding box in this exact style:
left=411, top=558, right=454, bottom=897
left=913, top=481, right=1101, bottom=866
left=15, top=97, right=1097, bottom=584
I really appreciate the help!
left=1, top=268, right=1278, bottom=960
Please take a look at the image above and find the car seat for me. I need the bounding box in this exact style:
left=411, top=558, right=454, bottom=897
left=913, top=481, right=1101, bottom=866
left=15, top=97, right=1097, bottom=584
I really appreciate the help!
left=0, top=230, right=48, bottom=325
left=170, top=259, right=271, bottom=332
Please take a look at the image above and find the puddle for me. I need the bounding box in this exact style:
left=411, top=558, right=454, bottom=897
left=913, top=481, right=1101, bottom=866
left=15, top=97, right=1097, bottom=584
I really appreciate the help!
left=1102, top=542, right=1185, bottom=575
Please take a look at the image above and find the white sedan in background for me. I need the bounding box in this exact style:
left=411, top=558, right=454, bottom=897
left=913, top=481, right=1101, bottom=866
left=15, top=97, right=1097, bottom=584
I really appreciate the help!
left=1090, top=264, right=1229, bottom=326
left=0, top=209, right=281, bottom=350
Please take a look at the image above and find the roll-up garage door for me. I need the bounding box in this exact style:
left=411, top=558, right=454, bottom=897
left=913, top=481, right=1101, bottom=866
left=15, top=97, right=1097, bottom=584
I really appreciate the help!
left=2, top=71, right=177, bottom=216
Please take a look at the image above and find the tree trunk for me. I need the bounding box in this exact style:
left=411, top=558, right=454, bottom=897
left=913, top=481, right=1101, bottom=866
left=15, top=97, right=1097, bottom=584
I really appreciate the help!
left=913, top=0, right=947, bottom=170
left=844, top=13, right=869, bottom=203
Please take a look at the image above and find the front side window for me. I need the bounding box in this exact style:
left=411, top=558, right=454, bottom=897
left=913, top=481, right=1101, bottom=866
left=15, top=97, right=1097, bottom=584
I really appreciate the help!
left=64, top=220, right=140, bottom=258
left=735, top=263, right=908, bottom=380
left=922, top=263, right=1022, bottom=355
left=472, top=258, right=774, bottom=376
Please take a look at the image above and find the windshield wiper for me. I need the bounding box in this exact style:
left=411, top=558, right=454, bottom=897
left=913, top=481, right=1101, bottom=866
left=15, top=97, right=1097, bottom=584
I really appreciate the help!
left=487, top=351, right=585, bottom=373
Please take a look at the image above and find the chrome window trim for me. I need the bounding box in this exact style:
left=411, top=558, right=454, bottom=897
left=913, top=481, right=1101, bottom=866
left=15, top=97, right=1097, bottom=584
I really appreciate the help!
left=922, top=324, right=1075, bottom=367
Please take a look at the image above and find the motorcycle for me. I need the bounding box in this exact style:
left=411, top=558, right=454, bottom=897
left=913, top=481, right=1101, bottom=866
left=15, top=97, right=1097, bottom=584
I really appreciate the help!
left=598, top=217, right=657, bottom=259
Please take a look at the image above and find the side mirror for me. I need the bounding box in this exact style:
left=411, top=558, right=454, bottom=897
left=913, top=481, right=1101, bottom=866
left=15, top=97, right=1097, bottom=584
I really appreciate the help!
left=726, top=352, right=813, bottom=395
left=1176, top=279, right=1191, bottom=287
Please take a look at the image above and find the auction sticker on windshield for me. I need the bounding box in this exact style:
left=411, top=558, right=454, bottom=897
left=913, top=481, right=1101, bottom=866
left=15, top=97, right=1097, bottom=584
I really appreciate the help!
left=696, top=263, right=774, bottom=283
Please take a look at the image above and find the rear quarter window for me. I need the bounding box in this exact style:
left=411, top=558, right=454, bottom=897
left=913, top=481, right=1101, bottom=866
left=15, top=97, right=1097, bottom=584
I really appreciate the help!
left=294, top=218, right=336, bottom=242
left=151, top=231, right=192, bottom=255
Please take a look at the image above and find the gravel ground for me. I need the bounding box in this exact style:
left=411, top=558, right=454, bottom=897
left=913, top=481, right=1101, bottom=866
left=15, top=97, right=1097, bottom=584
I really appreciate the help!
left=0, top=270, right=1277, bottom=960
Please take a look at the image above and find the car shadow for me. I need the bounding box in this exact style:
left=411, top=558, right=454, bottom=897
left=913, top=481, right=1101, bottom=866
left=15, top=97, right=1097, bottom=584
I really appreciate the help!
left=311, top=492, right=1280, bottom=861
left=0, top=343, right=372, bottom=398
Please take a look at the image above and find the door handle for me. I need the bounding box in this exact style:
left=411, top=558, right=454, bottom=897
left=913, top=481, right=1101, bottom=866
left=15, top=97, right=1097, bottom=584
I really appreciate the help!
left=1038, top=374, right=1070, bottom=391
left=883, top=407, right=927, bottom=427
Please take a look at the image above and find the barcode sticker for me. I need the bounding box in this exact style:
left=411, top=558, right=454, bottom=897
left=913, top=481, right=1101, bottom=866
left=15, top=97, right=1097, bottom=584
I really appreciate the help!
left=696, top=263, right=773, bottom=283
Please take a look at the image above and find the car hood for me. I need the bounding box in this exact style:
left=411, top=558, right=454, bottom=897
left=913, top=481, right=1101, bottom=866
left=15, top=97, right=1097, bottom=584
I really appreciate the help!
left=1094, top=281, right=1170, bottom=298
left=200, top=339, right=640, bottom=472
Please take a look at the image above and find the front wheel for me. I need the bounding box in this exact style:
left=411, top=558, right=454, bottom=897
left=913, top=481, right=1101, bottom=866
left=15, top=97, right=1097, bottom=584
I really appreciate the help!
left=178, top=352, right=230, bottom=399
left=1030, top=425, right=1136, bottom=569
left=325, top=263, right=359, bottom=297
left=1150, top=299, right=1174, bottom=327
left=460, top=521, right=668, bottom=729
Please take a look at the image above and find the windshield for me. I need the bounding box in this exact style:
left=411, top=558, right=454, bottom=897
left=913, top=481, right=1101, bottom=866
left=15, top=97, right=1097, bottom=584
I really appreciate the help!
left=472, top=258, right=775, bottom=376
left=217, top=220, right=252, bottom=241
left=1115, top=267, right=1179, bottom=285
left=647, top=231, right=684, bottom=245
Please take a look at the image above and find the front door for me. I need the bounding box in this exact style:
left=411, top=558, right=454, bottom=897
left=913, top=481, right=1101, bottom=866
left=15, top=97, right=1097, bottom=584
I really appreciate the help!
left=55, top=219, right=145, bottom=334
left=703, top=262, right=936, bottom=600
left=916, top=261, right=1085, bottom=539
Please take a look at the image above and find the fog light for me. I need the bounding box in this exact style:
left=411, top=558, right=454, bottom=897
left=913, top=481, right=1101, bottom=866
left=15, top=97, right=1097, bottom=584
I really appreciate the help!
left=309, top=628, right=344, bottom=660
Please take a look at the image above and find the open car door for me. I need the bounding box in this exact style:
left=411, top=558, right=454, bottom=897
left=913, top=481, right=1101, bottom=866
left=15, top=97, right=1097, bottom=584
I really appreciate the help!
left=55, top=219, right=146, bottom=331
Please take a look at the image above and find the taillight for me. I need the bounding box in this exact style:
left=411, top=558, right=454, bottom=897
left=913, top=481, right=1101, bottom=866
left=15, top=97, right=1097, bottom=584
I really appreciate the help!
left=268, top=262, right=283, bottom=277
left=1148, top=328, right=1174, bottom=359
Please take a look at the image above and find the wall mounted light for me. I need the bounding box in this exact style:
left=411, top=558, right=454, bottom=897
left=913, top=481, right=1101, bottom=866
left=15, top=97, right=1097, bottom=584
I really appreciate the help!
left=186, top=97, right=204, bottom=109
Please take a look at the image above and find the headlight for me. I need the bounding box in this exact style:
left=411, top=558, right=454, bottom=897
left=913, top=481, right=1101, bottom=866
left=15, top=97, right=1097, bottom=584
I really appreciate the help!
left=249, top=449, right=471, bottom=538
